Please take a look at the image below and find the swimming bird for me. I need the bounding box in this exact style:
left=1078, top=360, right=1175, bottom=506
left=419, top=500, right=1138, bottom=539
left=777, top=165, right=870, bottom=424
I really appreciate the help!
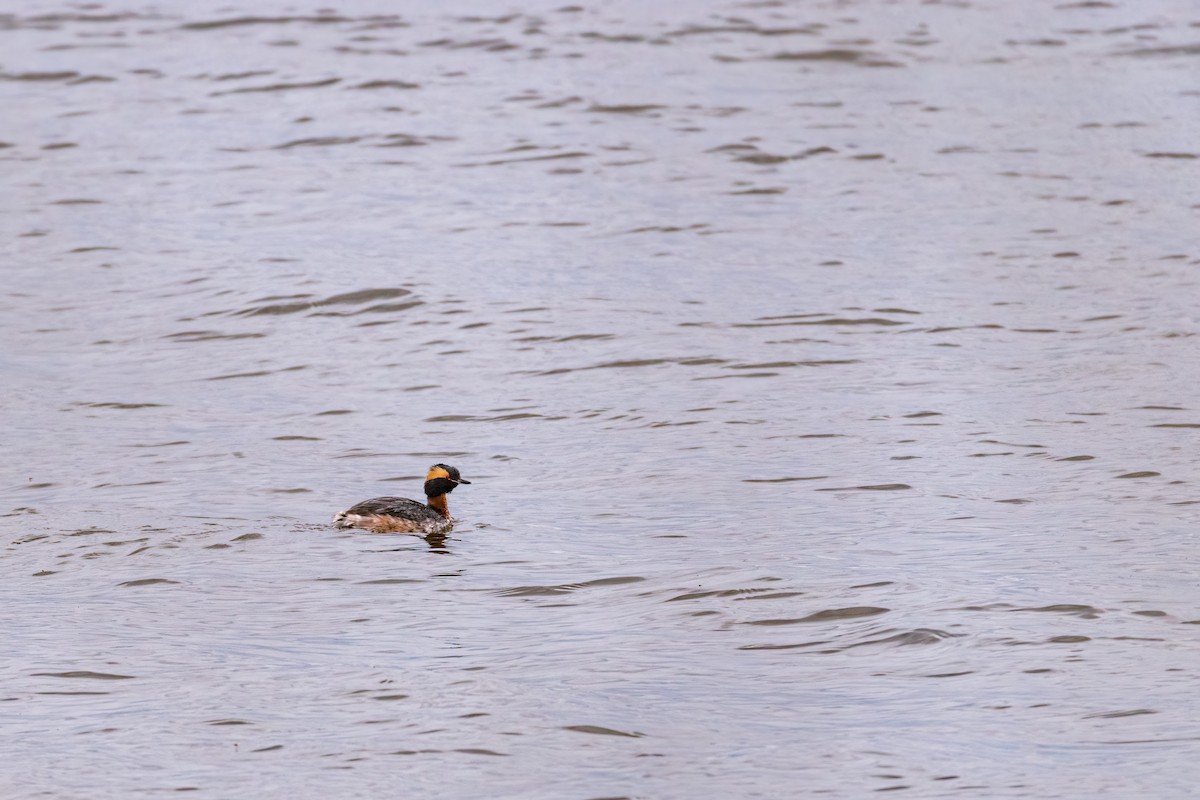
left=332, top=463, right=471, bottom=534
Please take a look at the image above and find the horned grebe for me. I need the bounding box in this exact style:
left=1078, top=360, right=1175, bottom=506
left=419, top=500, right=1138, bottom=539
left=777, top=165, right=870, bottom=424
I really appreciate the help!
left=332, top=463, right=471, bottom=534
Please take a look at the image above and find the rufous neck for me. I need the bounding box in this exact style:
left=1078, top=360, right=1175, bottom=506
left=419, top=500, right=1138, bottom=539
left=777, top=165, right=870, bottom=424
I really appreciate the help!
left=426, top=494, right=450, bottom=518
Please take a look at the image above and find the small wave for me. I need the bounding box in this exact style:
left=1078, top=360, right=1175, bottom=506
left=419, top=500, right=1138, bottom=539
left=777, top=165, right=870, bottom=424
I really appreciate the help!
left=743, top=606, right=890, bottom=626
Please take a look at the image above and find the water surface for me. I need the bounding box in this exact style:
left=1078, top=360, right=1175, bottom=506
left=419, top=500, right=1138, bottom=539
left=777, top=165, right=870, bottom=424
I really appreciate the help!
left=3, top=1, right=1200, bottom=797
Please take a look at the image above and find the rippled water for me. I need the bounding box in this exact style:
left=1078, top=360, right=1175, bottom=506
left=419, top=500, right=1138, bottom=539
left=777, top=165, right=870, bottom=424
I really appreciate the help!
left=3, top=1, right=1200, bottom=797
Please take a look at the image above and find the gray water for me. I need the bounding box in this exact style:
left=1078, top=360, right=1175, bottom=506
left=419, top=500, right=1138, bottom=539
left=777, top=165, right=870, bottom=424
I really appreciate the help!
left=3, top=1, right=1200, bottom=797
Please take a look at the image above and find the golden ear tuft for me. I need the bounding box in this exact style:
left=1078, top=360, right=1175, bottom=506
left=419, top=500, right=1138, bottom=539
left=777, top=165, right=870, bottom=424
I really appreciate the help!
left=425, top=465, right=450, bottom=481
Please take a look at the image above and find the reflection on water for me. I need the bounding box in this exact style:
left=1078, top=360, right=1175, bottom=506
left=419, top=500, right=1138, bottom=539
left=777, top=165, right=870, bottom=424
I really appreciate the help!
left=3, top=0, right=1200, bottom=797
